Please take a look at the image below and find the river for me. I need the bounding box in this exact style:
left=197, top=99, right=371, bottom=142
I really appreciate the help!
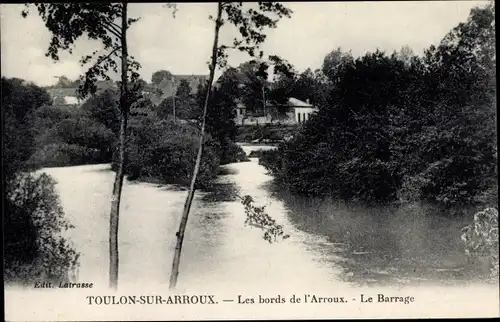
left=5, top=143, right=497, bottom=319
left=39, top=144, right=345, bottom=293
left=39, top=143, right=497, bottom=292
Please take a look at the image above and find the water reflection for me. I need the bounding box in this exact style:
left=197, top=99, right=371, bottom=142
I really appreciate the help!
left=266, top=181, right=493, bottom=287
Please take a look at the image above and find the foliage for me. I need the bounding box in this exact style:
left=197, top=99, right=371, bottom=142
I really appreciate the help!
left=23, top=3, right=143, bottom=289
left=217, top=138, right=250, bottom=165
left=240, top=195, right=289, bottom=243
left=117, top=110, right=220, bottom=189
left=2, top=77, right=52, bottom=178
left=264, top=3, right=497, bottom=209
left=236, top=124, right=297, bottom=142
left=269, top=67, right=329, bottom=108
left=215, top=2, right=293, bottom=68
left=151, top=70, right=173, bottom=86
left=28, top=143, right=105, bottom=168
left=461, top=208, right=499, bottom=278
left=4, top=173, right=79, bottom=286
left=176, top=79, right=192, bottom=98
left=28, top=102, right=116, bottom=168
left=80, top=88, right=121, bottom=133
left=258, top=148, right=283, bottom=176
left=205, top=78, right=238, bottom=148
left=155, top=94, right=199, bottom=121
left=2, top=79, right=81, bottom=286
left=22, top=3, right=141, bottom=98
left=169, top=1, right=293, bottom=289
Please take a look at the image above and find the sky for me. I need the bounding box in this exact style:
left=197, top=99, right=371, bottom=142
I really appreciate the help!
left=0, top=1, right=488, bottom=87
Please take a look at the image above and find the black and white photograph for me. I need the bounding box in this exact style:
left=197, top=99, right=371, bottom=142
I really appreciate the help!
left=2, top=1, right=498, bottom=320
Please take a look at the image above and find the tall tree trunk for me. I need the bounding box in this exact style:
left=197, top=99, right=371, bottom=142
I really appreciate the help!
left=109, top=2, right=128, bottom=290
left=169, top=2, right=223, bottom=290
left=173, top=94, right=176, bottom=123
left=262, top=85, right=266, bottom=119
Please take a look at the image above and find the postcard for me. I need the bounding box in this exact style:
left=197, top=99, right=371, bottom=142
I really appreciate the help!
left=3, top=1, right=498, bottom=320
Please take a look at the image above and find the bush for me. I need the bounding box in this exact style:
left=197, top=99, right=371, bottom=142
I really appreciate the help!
left=461, top=208, right=499, bottom=278
left=28, top=107, right=115, bottom=168
left=28, top=143, right=106, bottom=168
left=4, top=173, right=79, bottom=286
left=117, top=118, right=220, bottom=189
left=218, top=138, right=249, bottom=165
left=258, top=148, right=283, bottom=176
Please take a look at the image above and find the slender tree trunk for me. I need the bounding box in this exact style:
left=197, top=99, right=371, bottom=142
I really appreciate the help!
left=262, top=85, right=266, bottom=120
left=169, top=2, right=223, bottom=290
left=173, top=94, right=176, bottom=123
left=109, top=2, right=128, bottom=290
left=171, top=76, right=176, bottom=123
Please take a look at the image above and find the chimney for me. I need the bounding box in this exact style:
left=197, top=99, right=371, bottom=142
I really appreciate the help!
left=306, top=98, right=310, bottom=104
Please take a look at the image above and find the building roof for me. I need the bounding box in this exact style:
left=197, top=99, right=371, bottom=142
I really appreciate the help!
left=288, top=97, right=313, bottom=107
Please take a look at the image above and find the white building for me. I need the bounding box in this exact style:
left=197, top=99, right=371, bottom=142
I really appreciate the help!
left=235, top=97, right=319, bottom=126
left=289, top=98, right=318, bottom=124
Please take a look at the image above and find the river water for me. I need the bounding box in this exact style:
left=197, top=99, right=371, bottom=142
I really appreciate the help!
left=39, top=144, right=340, bottom=293
left=4, top=143, right=496, bottom=320
left=39, top=144, right=497, bottom=295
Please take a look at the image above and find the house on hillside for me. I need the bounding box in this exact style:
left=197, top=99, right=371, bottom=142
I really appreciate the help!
left=235, top=97, right=318, bottom=126
left=45, top=87, right=82, bottom=107
left=45, top=79, right=118, bottom=107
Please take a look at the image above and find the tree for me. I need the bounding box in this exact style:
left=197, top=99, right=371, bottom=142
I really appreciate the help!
left=23, top=2, right=142, bottom=289
left=321, top=47, right=354, bottom=84
left=396, top=45, right=414, bottom=67
left=80, top=88, right=121, bottom=134
left=169, top=2, right=292, bottom=289
left=2, top=77, right=52, bottom=179
left=151, top=70, right=173, bottom=86
left=261, top=2, right=496, bottom=211
left=404, top=1, right=497, bottom=207
left=54, top=75, right=73, bottom=87
left=176, top=79, right=192, bottom=99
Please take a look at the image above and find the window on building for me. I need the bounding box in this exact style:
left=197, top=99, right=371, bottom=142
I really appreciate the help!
left=298, top=113, right=301, bottom=123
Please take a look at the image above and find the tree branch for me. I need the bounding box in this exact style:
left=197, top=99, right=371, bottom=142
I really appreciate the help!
left=101, top=22, right=122, bottom=39
left=109, top=21, right=121, bottom=30
left=87, top=46, right=121, bottom=70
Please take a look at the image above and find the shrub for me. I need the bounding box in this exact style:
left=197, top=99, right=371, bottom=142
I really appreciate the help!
left=4, top=173, right=79, bottom=286
left=27, top=143, right=105, bottom=168
left=258, top=148, right=283, bottom=176
left=461, top=208, right=499, bottom=278
left=29, top=106, right=115, bottom=168
left=118, top=119, right=220, bottom=189
left=218, top=138, right=249, bottom=165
